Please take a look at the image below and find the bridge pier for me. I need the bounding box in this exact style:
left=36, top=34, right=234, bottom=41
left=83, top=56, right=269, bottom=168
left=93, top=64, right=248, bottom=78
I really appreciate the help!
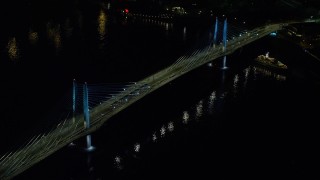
left=85, top=135, right=94, bottom=151
left=222, top=56, right=228, bottom=70
left=83, top=82, right=95, bottom=152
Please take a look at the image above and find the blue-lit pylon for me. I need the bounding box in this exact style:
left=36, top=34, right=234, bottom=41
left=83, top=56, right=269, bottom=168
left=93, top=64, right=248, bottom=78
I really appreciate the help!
left=72, top=79, right=77, bottom=122
left=208, top=17, right=219, bottom=67
left=213, top=17, right=218, bottom=46
left=83, top=82, right=95, bottom=151
left=222, top=18, right=228, bottom=70
left=69, top=79, right=77, bottom=147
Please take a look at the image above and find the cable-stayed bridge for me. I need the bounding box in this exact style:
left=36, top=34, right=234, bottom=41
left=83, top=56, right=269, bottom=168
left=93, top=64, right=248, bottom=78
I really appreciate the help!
left=0, top=18, right=318, bottom=179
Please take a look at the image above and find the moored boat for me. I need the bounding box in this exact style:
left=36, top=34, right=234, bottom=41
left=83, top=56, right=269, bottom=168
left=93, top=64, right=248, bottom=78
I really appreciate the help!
left=254, top=52, right=288, bottom=71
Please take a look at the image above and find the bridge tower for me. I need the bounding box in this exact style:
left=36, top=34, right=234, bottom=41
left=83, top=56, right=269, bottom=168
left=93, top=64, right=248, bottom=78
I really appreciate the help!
left=72, top=79, right=77, bottom=123
left=83, top=82, right=95, bottom=152
left=213, top=17, right=218, bottom=46
left=222, top=18, right=228, bottom=70
left=69, top=79, right=78, bottom=147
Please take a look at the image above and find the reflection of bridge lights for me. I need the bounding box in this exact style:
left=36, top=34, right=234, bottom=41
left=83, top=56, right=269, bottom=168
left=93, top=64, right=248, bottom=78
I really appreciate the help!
left=98, top=9, right=107, bottom=40
left=134, top=143, right=140, bottom=152
left=276, top=74, right=286, bottom=81
left=54, top=31, right=61, bottom=50
left=233, top=74, right=240, bottom=95
left=28, top=30, right=39, bottom=45
left=209, top=91, right=216, bottom=103
left=196, top=100, right=203, bottom=118
left=244, top=67, right=250, bottom=78
left=114, top=156, right=121, bottom=164
left=46, top=23, right=62, bottom=52
left=168, top=122, right=174, bottom=132
left=208, top=91, right=216, bottom=113
left=152, top=133, right=157, bottom=142
left=233, top=74, right=239, bottom=88
left=7, top=37, right=19, bottom=60
left=114, top=156, right=123, bottom=170
left=255, top=66, right=287, bottom=81
left=252, top=67, right=257, bottom=80
left=165, top=23, right=169, bottom=31
left=182, top=111, right=190, bottom=124
left=160, top=126, right=166, bottom=137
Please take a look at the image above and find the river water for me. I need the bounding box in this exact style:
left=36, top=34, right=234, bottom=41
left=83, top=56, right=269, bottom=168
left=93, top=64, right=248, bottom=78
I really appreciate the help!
left=1, top=0, right=320, bottom=179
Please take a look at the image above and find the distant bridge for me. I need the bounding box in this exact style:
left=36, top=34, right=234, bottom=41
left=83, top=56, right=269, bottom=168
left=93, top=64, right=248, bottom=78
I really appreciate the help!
left=0, top=18, right=318, bottom=179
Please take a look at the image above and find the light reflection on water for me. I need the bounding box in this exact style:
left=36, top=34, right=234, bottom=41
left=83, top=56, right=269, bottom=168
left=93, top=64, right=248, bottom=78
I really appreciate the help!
left=160, top=125, right=166, bottom=137
left=182, top=111, right=190, bottom=124
left=243, top=66, right=250, bottom=87
left=1, top=10, right=184, bottom=66
left=195, top=100, right=203, bottom=119
left=110, top=62, right=288, bottom=171
left=28, top=29, right=39, bottom=45
left=64, top=18, right=73, bottom=39
left=46, top=22, right=62, bottom=53
left=7, top=37, right=20, bottom=60
left=183, top=26, right=187, bottom=41
left=141, top=18, right=173, bottom=32
left=233, top=74, right=239, bottom=88
left=168, top=121, right=174, bottom=132
left=152, top=133, right=157, bottom=142
left=98, top=9, right=107, bottom=41
left=233, top=74, right=240, bottom=95
left=134, top=143, right=140, bottom=153
left=254, top=66, right=287, bottom=81
left=114, top=156, right=123, bottom=170
left=165, top=23, right=169, bottom=31
left=252, top=66, right=258, bottom=80
left=208, top=91, right=216, bottom=114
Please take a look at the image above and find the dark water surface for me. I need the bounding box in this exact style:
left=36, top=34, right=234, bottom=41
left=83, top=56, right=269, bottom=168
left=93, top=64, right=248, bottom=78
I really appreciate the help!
left=0, top=0, right=209, bottom=152
left=1, top=0, right=320, bottom=179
